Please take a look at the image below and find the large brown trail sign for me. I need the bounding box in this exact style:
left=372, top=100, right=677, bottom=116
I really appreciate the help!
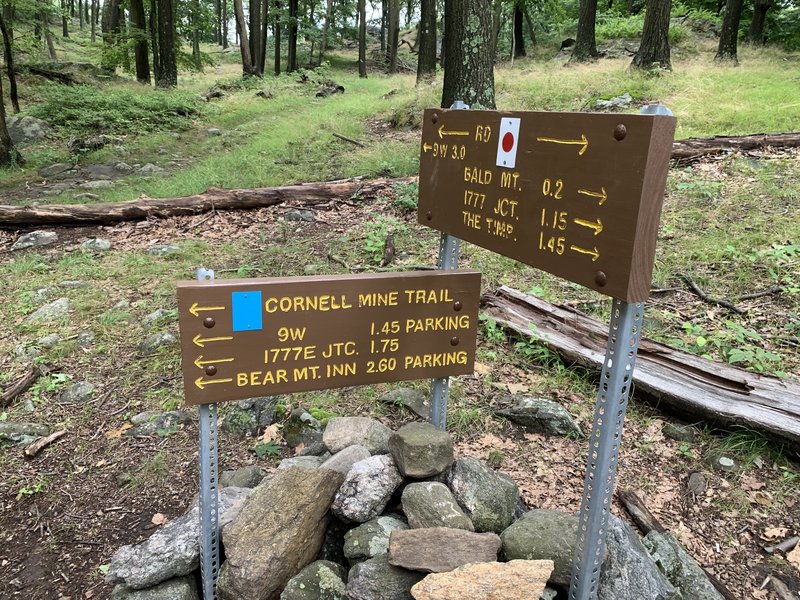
left=418, top=108, right=676, bottom=302
left=177, top=270, right=480, bottom=405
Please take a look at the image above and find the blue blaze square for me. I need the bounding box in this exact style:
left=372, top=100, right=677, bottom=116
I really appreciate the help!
left=231, top=291, right=263, bottom=332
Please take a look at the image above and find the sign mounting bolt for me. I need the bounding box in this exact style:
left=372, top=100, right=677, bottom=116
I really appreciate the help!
left=613, top=124, right=627, bottom=141
left=432, top=113, right=439, bottom=124
left=203, top=317, right=216, bottom=328
left=205, top=365, right=218, bottom=376
left=453, top=301, right=463, bottom=312
left=450, top=336, right=460, bottom=346
left=595, top=271, right=608, bottom=286
left=426, top=211, right=433, bottom=221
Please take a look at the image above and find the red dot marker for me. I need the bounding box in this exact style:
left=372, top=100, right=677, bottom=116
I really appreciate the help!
left=502, top=131, right=515, bottom=153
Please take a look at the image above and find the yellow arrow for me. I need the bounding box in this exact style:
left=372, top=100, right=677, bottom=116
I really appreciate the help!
left=189, top=302, right=226, bottom=317
left=195, top=376, right=233, bottom=390
left=577, top=187, right=607, bottom=205
left=194, top=355, right=235, bottom=369
left=574, top=218, right=604, bottom=236
left=536, top=134, right=589, bottom=156
left=192, top=334, right=233, bottom=348
left=570, top=245, right=600, bottom=261
left=438, top=125, right=469, bottom=139
left=422, top=143, right=433, bottom=152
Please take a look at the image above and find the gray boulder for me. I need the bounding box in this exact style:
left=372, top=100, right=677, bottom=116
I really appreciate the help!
left=38, top=163, right=73, bottom=178
left=220, top=396, right=280, bottom=438
left=283, top=408, right=324, bottom=450
left=106, top=487, right=251, bottom=590
left=59, top=381, right=95, bottom=403
left=142, top=308, right=176, bottom=326
left=280, top=560, right=347, bottom=600
left=345, top=555, right=424, bottom=600
left=643, top=531, right=723, bottom=599
left=7, top=115, right=50, bottom=144
left=217, top=467, right=345, bottom=600
left=388, top=422, right=453, bottom=478
left=126, top=411, right=193, bottom=437
left=501, top=509, right=577, bottom=586
left=146, top=244, right=181, bottom=256
left=139, top=332, right=177, bottom=354
left=11, top=230, right=58, bottom=251
left=343, top=515, right=409, bottom=563
left=0, top=422, right=50, bottom=445
left=220, top=465, right=269, bottom=488
left=378, top=387, right=430, bottom=419
left=448, top=457, right=519, bottom=533
left=594, top=93, right=633, bottom=111
left=139, top=163, right=164, bottom=174
left=110, top=576, right=199, bottom=600
left=321, top=445, right=371, bottom=475
left=323, top=416, right=392, bottom=455
left=496, top=397, right=583, bottom=438
left=81, top=238, right=112, bottom=252
left=279, top=456, right=327, bottom=470
left=79, top=179, right=114, bottom=189
left=25, top=298, right=70, bottom=324
left=331, top=455, right=403, bottom=523
left=401, top=481, right=473, bottom=531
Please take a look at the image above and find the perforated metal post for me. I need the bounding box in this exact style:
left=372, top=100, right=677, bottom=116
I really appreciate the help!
left=196, top=267, right=220, bottom=600
left=429, top=101, right=468, bottom=431
left=568, top=300, right=645, bottom=600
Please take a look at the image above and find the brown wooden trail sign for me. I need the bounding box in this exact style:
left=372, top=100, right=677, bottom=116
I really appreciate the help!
left=418, top=108, right=677, bottom=302
left=177, top=270, right=481, bottom=405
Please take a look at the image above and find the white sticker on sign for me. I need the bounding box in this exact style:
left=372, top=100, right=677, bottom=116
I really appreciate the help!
left=496, top=117, right=521, bottom=169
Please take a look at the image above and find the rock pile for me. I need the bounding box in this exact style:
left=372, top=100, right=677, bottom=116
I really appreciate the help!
left=105, top=415, right=722, bottom=600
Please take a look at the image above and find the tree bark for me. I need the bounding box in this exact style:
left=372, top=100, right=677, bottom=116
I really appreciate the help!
left=0, top=177, right=415, bottom=225
left=43, top=11, right=57, bottom=59
left=156, top=0, right=177, bottom=86
left=129, top=0, right=151, bottom=83
left=442, top=0, right=495, bottom=109
left=234, top=0, right=256, bottom=74
left=223, top=0, right=229, bottom=48
left=386, top=0, right=400, bottom=72
left=746, top=0, right=771, bottom=44
left=416, top=0, right=436, bottom=82
left=572, top=0, right=599, bottom=61
left=259, top=0, right=269, bottom=74
left=90, top=0, right=97, bottom=42
left=78, top=0, right=84, bottom=28
left=513, top=5, right=525, bottom=58
left=482, top=286, right=800, bottom=451
left=273, top=0, right=281, bottom=74
left=0, top=69, right=21, bottom=166
left=631, top=0, right=672, bottom=70
left=358, top=0, right=367, bottom=77
left=523, top=7, right=536, bottom=46
left=248, top=0, right=262, bottom=73
left=715, top=0, right=744, bottom=63
left=286, top=0, right=297, bottom=72
left=60, top=0, right=69, bottom=36
left=192, top=0, right=202, bottom=68
left=149, top=0, right=161, bottom=80
left=320, top=0, right=333, bottom=63
left=0, top=11, right=20, bottom=113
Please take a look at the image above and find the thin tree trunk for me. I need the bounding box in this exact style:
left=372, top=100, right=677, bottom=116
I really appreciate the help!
left=387, top=0, right=399, bottom=72
left=156, top=0, right=177, bottom=86
left=286, top=0, right=297, bottom=72
left=320, top=0, right=333, bottom=64
left=490, top=0, right=502, bottom=55
left=0, top=69, right=21, bottom=166
left=234, top=0, right=255, bottom=74
left=78, top=0, right=84, bottom=28
left=572, top=0, right=599, bottom=61
left=513, top=5, right=525, bottom=58
left=223, top=0, right=229, bottom=48
left=380, top=0, right=386, bottom=52
left=523, top=7, right=536, bottom=46
left=90, top=0, right=97, bottom=42
left=43, top=12, right=57, bottom=59
left=358, top=0, right=366, bottom=77
left=150, top=0, right=161, bottom=79
left=249, top=0, right=262, bottom=72
left=715, top=0, right=744, bottom=62
left=60, top=0, right=69, bottom=36
left=0, top=11, right=19, bottom=113
left=273, top=0, right=281, bottom=74
left=746, top=0, right=771, bottom=44
left=259, top=0, right=268, bottom=74
left=631, top=0, right=672, bottom=70
left=416, top=0, right=435, bottom=82
left=441, top=0, right=495, bottom=109
left=192, top=0, right=202, bottom=68
left=130, top=0, right=151, bottom=83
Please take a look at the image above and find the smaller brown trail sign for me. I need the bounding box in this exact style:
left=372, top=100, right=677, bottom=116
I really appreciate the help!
left=177, top=270, right=481, bottom=405
left=418, top=109, right=676, bottom=302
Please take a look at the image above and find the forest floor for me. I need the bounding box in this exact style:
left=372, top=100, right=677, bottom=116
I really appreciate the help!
left=0, top=40, right=799, bottom=600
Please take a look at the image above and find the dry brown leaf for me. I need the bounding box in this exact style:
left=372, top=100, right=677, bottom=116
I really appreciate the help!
left=260, top=424, right=281, bottom=443
left=105, top=423, right=133, bottom=439
left=740, top=474, right=765, bottom=491
left=787, top=544, right=800, bottom=573
left=504, top=382, right=529, bottom=394
left=151, top=513, right=168, bottom=526
left=763, top=527, right=789, bottom=540
left=748, top=490, right=774, bottom=507
left=473, top=361, right=491, bottom=376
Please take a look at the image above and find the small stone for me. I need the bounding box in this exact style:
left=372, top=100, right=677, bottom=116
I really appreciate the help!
left=37, top=333, right=61, bottom=348
left=280, top=560, right=347, bottom=600
left=25, top=298, right=70, bottom=324
left=320, top=445, right=371, bottom=475
left=401, top=482, right=473, bottom=531
left=79, top=179, right=114, bottom=189
left=687, top=472, right=707, bottom=497
left=74, top=193, right=100, bottom=201
left=11, top=230, right=58, bottom=251
left=142, top=308, right=176, bottom=326
left=139, top=163, right=164, bottom=174
left=662, top=422, right=698, bottom=442
left=38, top=163, right=73, bottom=178
left=388, top=422, right=454, bottom=478
left=448, top=457, right=519, bottom=533
left=345, top=555, right=424, bottom=600
left=110, top=575, right=199, bottom=599
left=323, top=416, right=392, bottom=455
left=126, top=411, right=193, bottom=437
left=713, top=455, right=738, bottom=472
left=283, top=209, right=316, bottom=222
left=378, top=388, right=430, bottom=419
left=32, top=286, right=58, bottom=303
left=146, top=244, right=181, bottom=257
left=496, top=396, right=583, bottom=438
left=80, top=238, right=112, bottom=252
left=207, top=128, right=221, bottom=136
left=219, top=465, right=269, bottom=488
left=59, top=381, right=95, bottom=403
left=76, top=330, right=95, bottom=348
left=14, top=343, right=39, bottom=361
left=220, top=397, right=280, bottom=438
left=388, top=527, right=501, bottom=573
left=114, top=162, right=134, bottom=173
left=331, top=455, right=403, bottom=523
left=139, top=332, right=177, bottom=353
left=501, top=509, right=576, bottom=586
left=278, top=456, right=326, bottom=470
left=0, top=422, right=51, bottom=445
left=343, top=515, right=409, bottom=562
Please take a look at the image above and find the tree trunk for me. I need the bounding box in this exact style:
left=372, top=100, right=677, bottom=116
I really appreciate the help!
left=248, top=0, right=262, bottom=73
left=192, top=0, right=202, bottom=68
left=43, top=12, right=57, bottom=59
left=406, top=0, right=412, bottom=24
left=78, top=0, right=84, bottom=28
left=149, top=0, right=161, bottom=79
left=490, top=0, right=502, bottom=56
left=513, top=5, right=525, bottom=57
left=234, top=0, right=255, bottom=74
left=483, top=286, right=800, bottom=451
left=746, top=0, right=771, bottom=44
left=90, top=0, right=97, bottom=42
left=286, top=0, right=297, bottom=72
left=358, top=0, right=367, bottom=77
left=631, top=0, right=672, bottom=70
left=130, top=0, right=150, bottom=83
left=320, top=0, right=333, bottom=63
left=223, top=0, right=229, bottom=48
left=0, top=11, right=19, bottom=113
left=715, top=0, right=744, bottom=63
left=273, top=0, right=281, bottom=74
left=416, top=0, right=436, bottom=82
left=572, top=0, right=599, bottom=61
left=156, top=0, right=177, bottom=86
left=442, top=0, right=495, bottom=109
left=380, top=0, right=386, bottom=52
left=0, top=72, right=21, bottom=166
left=60, top=0, right=69, bottom=36
left=259, top=0, right=268, bottom=74
left=523, top=7, right=536, bottom=46
left=386, top=0, right=399, bottom=72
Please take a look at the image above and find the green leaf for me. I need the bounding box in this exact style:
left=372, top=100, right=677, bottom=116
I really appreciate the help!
left=695, top=336, right=707, bottom=348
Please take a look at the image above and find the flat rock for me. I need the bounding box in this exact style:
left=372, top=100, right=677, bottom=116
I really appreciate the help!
left=74, top=193, right=100, bottom=201
left=217, top=467, right=345, bottom=600
left=146, top=244, right=181, bottom=256
left=500, top=509, right=576, bottom=586
left=642, top=531, right=723, bottom=599
left=331, top=455, right=403, bottom=523
left=343, top=515, right=408, bottom=562
left=77, top=330, right=95, bottom=348
left=12, top=230, right=58, bottom=251
left=280, top=560, right=347, bottom=600
left=388, top=527, right=501, bottom=573
left=320, top=444, right=371, bottom=475
left=139, top=163, right=165, bottom=174
left=220, top=465, right=269, bottom=488
left=279, top=456, right=326, bottom=470
left=283, top=408, right=323, bottom=449
left=448, top=457, right=519, bottom=533
left=378, top=387, right=430, bottom=419
left=79, top=179, right=114, bottom=189
left=38, top=333, right=61, bottom=348
left=110, top=575, right=199, bottom=599
left=410, top=559, right=553, bottom=600
left=401, top=481, right=473, bottom=531
left=662, top=422, right=699, bottom=442
left=38, top=163, right=73, bottom=178
left=126, top=411, right=192, bottom=437
left=496, top=396, right=583, bottom=438
left=59, top=381, right=95, bottom=403
left=220, top=396, right=279, bottom=438
left=106, top=487, right=251, bottom=590
left=139, top=332, right=177, bottom=354
left=142, top=308, right=176, bottom=325
left=323, top=416, right=391, bottom=454
left=388, top=422, right=453, bottom=478
left=0, top=422, right=50, bottom=444
left=346, top=555, right=425, bottom=600
left=80, top=238, right=112, bottom=252
left=25, top=297, right=70, bottom=323
left=283, top=208, right=316, bottom=222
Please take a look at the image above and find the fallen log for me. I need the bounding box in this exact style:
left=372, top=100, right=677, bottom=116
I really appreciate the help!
left=1, top=364, right=46, bottom=408
left=0, top=177, right=414, bottom=227
left=482, top=286, right=800, bottom=451
left=671, top=132, right=800, bottom=162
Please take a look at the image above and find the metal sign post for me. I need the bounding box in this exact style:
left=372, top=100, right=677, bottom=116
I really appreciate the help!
left=196, top=268, right=220, bottom=600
